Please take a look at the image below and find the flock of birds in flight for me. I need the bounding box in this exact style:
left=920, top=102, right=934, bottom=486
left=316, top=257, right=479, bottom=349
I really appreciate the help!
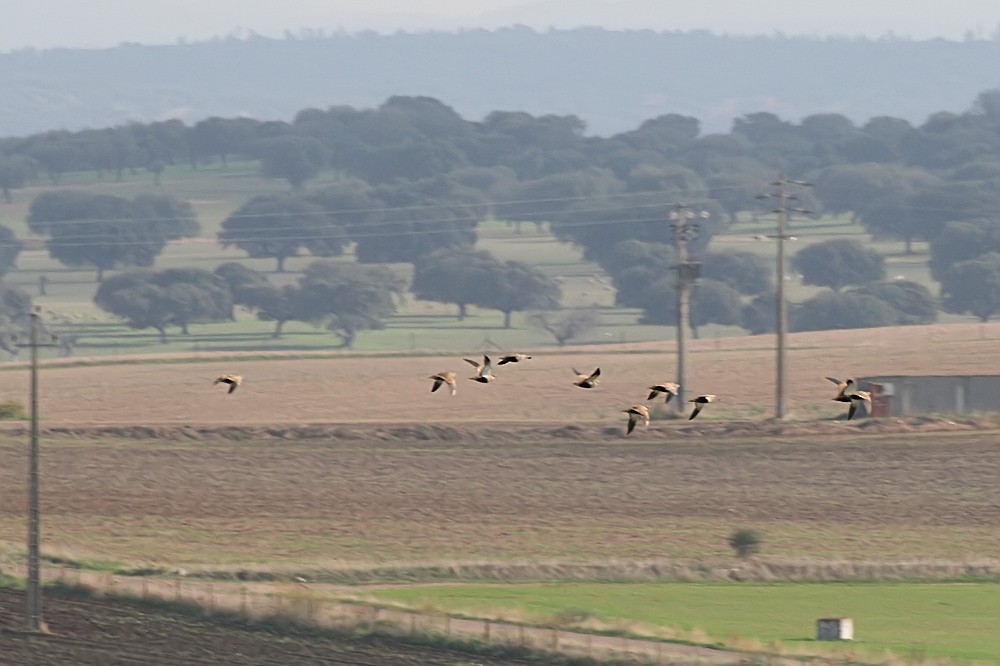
left=211, top=360, right=871, bottom=433
left=425, top=355, right=868, bottom=433
left=427, top=354, right=708, bottom=434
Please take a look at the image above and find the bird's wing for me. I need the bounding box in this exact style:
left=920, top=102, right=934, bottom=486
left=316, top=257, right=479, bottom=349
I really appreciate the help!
left=689, top=404, right=703, bottom=420
left=482, top=355, right=492, bottom=373
left=464, top=358, right=481, bottom=369
left=626, top=416, right=637, bottom=435
left=571, top=368, right=583, bottom=377
left=497, top=357, right=511, bottom=365
left=588, top=368, right=601, bottom=380
left=825, top=376, right=843, bottom=385
left=431, top=378, right=443, bottom=393
left=647, top=389, right=660, bottom=400
left=228, top=382, right=238, bottom=394
left=847, top=401, right=858, bottom=420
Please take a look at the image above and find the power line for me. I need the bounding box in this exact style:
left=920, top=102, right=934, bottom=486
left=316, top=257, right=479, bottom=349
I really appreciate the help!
left=18, top=194, right=977, bottom=252
left=12, top=213, right=701, bottom=250
left=20, top=184, right=749, bottom=231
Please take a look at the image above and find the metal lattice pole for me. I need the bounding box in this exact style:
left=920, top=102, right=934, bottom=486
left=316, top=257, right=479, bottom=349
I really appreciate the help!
left=757, top=176, right=812, bottom=420
left=674, top=206, right=690, bottom=409
left=670, top=204, right=708, bottom=412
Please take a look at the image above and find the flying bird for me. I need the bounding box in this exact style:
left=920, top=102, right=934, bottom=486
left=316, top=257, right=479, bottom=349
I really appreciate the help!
left=496, top=353, right=532, bottom=365
left=623, top=404, right=650, bottom=435
left=573, top=367, right=601, bottom=389
left=213, top=374, right=242, bottom=394
left=827, top=377, right=855, bottom=403
left=429, top=371, right=458, bottom=396
left=688, top=394, right=716, bottom=420
left=465, top=355, right=496, bottom=383
left=846, top=390, right=872, bottom=420
left=647, top=382, right=680, bottom=403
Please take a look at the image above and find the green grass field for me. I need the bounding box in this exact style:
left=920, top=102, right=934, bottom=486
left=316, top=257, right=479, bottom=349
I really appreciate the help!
left=370, top=581, right=1000, bottom=662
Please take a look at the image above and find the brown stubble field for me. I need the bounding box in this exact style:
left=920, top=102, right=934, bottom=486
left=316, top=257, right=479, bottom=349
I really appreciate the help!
left=0, top=321, right=999, bottom=426
left=1, top=322, right=1000, bottom=573
left=1, top=430, right=999, bottom=571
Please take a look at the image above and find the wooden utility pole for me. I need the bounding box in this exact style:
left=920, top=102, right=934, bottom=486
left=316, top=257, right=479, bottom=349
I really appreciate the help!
left=18, top=308, right=58, bottom=632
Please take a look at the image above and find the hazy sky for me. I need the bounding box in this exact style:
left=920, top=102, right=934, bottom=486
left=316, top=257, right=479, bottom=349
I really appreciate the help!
left=4, top=0, right=1000, bottom=51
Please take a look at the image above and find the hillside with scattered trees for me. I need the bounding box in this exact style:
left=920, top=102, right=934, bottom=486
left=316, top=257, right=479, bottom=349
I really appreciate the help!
left=3, top=85, right=1000, bottom=348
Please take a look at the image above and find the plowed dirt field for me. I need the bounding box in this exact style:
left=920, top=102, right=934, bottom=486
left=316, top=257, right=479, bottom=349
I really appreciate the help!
left=0, top=588, right=537, bottom=665
left=1, top=428, right=999, bottom=569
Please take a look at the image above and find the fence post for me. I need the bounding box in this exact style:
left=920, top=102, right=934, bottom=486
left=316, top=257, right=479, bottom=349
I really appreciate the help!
left=141, top=577, right=148, bottom=598
left=174, top=579, right=181, bottom=601
left=444, top=614, right=451, bottom=637
left=484, top=620, right=491, bottom=643
left=551, top=628, right=559, bottom=651
left=519, top=625, right=525, bottom=646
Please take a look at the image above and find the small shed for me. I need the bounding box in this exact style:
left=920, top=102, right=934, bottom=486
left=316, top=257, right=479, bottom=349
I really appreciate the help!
left=816, top=617, right=854, bottom=641
left=859, top=375, right=1000, bottom=417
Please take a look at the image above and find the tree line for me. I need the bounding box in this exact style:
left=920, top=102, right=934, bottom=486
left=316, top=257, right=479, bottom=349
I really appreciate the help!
left=88, top=251, right=563, bottom=346
left=590, top=237, right=938, bottom=336
left=0, top=236, right=943, bottom=350
left=4, top=90, right=1000, bottom=270
left=3, top=91, right=1000, bottom=343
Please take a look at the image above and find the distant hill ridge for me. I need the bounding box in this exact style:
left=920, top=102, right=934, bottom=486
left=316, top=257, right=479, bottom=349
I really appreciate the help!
left=2, top=27, right=1000, bottom=137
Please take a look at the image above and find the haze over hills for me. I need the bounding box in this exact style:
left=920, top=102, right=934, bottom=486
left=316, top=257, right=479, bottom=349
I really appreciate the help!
left=2, top=27, right=1000, bottom=138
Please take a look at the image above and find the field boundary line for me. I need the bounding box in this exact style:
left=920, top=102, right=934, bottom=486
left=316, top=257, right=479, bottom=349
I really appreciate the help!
left=0, top=415, right=995, bottom=443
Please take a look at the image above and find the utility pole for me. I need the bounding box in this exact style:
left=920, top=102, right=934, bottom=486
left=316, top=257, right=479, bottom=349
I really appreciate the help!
left=757, top=176, right=812, bottom=420
left=670, top=204, right=707, bottom=411
left=17, top=308, right=58, bottom=632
